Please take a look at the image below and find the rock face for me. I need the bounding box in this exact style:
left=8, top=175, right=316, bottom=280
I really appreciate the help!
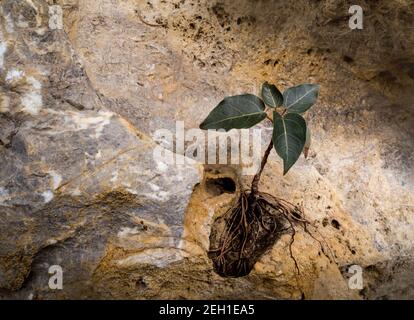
left=0, top=0, right=413, bottom=299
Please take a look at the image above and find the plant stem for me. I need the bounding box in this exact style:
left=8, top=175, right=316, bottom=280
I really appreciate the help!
left=250, top=138, right=274, bottom=195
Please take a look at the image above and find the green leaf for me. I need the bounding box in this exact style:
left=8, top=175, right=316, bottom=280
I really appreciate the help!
left=303, top=126, right=311, bottom=159
left=273, top=112, right=307, bottom=175
left=199, top=94, right=266, bottom=131
left=283, top=84, right=320, bottom=113
left=262, top=82, right=283, bottom=108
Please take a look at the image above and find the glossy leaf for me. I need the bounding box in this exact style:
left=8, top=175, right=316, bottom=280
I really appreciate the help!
left=283, top=84, right=319, bottom=113
left=199, top=94, right=266, bottom=131
left=273, top=112, right=307, bottom=175
left=262, top=82, right=283, bottom=108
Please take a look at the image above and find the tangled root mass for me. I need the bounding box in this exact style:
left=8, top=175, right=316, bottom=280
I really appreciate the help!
left=208, top=190, right=307, bottom=277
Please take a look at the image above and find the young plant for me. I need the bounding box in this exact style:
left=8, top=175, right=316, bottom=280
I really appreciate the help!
left=200, top=82, right=321, bottom=277
left=200, top=82, right=319, bottom=175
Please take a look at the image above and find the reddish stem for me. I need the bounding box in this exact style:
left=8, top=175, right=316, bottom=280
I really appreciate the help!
left=250, top=138, right=274, bottom=195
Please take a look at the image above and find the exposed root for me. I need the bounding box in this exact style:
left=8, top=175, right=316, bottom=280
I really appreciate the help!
left=208, top=189, right=333, bottom=277
left=208, top=137, right=333, bottom=277
left=259, top=192, right=335, bottom=264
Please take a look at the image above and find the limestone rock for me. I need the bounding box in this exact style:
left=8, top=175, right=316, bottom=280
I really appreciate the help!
left=0, top=0, right=413, bottom=299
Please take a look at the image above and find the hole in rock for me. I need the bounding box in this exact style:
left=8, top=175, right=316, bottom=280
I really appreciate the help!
left=331, top=219, right=341, bottom=229
left=343, top=55, right=354, bottom=63
left=205, top=177, right=236, bottom=196
left=135, top=277, right=147, bottom=290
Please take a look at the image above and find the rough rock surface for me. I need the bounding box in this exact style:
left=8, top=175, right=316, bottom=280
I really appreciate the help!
left=0, top=0, right=413, bottom=299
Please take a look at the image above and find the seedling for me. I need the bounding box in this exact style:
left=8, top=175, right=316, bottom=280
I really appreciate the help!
left=200, top=82, right=329, bottom=277
left=200, top=82, right=318, bottom=175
